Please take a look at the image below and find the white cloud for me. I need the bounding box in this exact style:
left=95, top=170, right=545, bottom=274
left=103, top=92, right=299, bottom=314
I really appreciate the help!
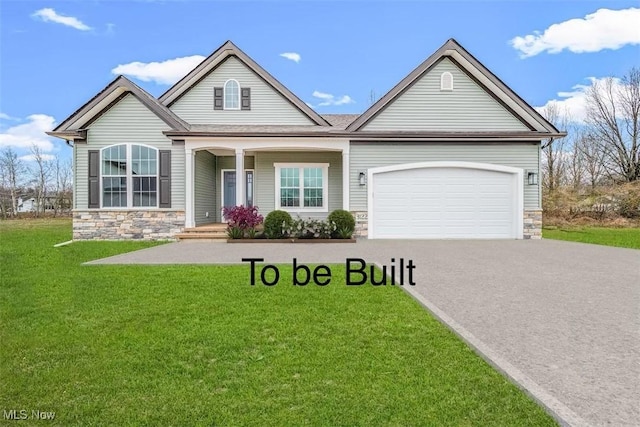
left=280, top=52, right=301, bottom=63
left=32, top=8, right=92, bottom=31
left=535, top=77, right=624, bottom=123
left=0, top=112, right=18, bottom=121
left=0, top=114, right=57, bottom=152
left=19, top=153, right=56, bottom=162
left=510, top=8, right=640, bottom=58
left=311, top=90, right=355, bottom=107
left=112, top=55, right=206, bottom=85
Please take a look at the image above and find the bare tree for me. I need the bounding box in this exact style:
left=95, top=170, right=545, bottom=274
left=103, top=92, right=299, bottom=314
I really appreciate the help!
left=28, top=144, right=52, bottom=216
left=51, top=155, right=73, bottom=215
left=577, top=133, right=606, bottom=192
left=585, top=67, right=640, bottom=182
left=0, top=148, right=26, bottom=217
left=540, top=103, right=569, bottom=192
left=566, top=135, right=584, bottom=191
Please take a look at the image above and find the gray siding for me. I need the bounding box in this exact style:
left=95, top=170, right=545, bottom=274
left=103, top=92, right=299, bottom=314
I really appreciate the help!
left=213, top=156, right=255, bottom=222
left=350, top=143, right=540, bottom=210
left=194, top=150, right=216, bottom=225
left=254, top=151, right=343, bottom=219
left=75, top=93, right=185, bottom=209
left=170, top=57, right=315, bottom=125
left=362, top=58, right=529, bottom=131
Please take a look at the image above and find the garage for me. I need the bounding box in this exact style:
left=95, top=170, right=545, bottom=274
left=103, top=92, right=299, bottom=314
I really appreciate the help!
left=368, top=162, right=523, bottom=239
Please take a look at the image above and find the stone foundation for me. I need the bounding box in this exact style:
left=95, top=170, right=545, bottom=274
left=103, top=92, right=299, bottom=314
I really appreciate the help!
left=351, top=211, right=368, bottom=238
left=523, top=209, right=543, bottom=239
left=73, top=210, right=185, bottom=240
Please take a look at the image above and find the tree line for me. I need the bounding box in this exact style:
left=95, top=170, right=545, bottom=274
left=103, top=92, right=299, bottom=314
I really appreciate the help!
left=0, top=145, right=72, bottom=218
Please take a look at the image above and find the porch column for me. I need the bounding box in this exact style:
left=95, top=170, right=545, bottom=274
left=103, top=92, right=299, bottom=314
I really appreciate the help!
left=185, top=147, right=195, bottom=228
left=342, top=150, right=350, bottom=210
left=235, top=148, right=245, bottom=206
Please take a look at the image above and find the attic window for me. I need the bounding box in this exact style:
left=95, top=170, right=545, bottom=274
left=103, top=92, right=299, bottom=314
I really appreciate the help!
left=214, top=81, right=251, bottom=110
left=440, top=72, right=453, bottom=91
left=224, top=79, right=240, bottom=110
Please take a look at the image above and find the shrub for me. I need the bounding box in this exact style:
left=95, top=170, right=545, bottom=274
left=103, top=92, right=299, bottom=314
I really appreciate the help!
left=222, top=205, right=263, bottom=238
left=264, top=210, right=293, bottom=239
left=327, top=209, right=355, bottom=238
left=286, top=217, right=335, bottom=239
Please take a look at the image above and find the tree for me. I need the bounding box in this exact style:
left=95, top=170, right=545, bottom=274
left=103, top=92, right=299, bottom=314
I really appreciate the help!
left=585, top=67, right=640, bottom=182
left=51, top=156, right=73, bottom=215
left=540, top=103, right=569, bottom=192
left=577, top=133, right=606, bottom=193
left=0, top=148, right=26, bottom=217
left=28, top=144, right=52, bottom=216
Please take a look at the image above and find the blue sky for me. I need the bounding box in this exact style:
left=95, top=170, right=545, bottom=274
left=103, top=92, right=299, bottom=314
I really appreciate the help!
left=1, top=0, right=638, bottom=162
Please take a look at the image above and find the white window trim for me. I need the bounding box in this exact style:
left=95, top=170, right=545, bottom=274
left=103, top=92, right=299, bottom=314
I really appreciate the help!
left=99, top=143, right=159, bottom=210
left=223, top=79, right=241, bottom=110
left=440, top=71, right=454, bottom=91
left=274, top=162, right=329, bottom=213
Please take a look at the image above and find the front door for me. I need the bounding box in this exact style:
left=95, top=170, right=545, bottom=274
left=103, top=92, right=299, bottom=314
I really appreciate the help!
left=222, top=170, right=254, bottom=218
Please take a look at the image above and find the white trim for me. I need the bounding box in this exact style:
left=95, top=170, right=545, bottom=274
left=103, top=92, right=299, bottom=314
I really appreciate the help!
left=185, top=148, right=195, bottom=227
left=221, top=168, right=255, bottom=220
left=367, top=161, right=524, bottom=239
left=440, top=71, right=453, bottom=91
left=223, top=79, right=241, bottom=110
left=273, top=162, right=330, bottom=213
left=99, top=143, right=159, bottom=210
left=342, top=150, right=350, bottom=211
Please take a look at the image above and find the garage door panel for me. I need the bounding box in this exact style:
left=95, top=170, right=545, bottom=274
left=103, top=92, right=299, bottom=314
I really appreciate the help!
left=372, top=165, right=519, bottom=239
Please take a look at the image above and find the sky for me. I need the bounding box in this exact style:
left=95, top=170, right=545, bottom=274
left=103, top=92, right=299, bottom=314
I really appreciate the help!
left=0, top=0, right=638, bottom=163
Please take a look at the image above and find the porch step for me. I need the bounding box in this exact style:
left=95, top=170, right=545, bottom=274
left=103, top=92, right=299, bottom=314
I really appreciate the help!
left=176, top=223, right=228, bottom=240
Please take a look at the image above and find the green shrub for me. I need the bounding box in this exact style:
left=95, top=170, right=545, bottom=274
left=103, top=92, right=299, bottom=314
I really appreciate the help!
left=286, top=217, right=335, bottom=239
left=327, top=209, right=355, bottom=238
left=264, top=210, right=293, bottom=239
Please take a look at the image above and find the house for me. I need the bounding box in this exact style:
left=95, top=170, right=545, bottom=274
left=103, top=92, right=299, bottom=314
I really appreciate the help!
left=47, top=39, right=563, bottom=240
left=17, top=196, right=57, bottom=213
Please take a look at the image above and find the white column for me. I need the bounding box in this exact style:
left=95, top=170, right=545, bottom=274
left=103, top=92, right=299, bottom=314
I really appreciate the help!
left=185, top=147, right=195, bottom=228
left=342, top=150, right=350, bottom=211
left=235, top=148, right=245, bottom=206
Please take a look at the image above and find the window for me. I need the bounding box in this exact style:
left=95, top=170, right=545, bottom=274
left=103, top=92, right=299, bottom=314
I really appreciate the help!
left=101, top=144, right=158, bottom=208
left=440, top=72, right=453, bottom=91
left=274, top=163, right=329, bottom=212
left=224, top=79, right=240, bottom=110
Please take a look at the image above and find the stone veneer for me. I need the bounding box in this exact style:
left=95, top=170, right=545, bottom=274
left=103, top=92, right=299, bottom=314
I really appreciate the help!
left=523, top=209, right=543, bottom=239
left=73, top=210, right=185, bottom=240
left=352, top=210, right=542, bottom=239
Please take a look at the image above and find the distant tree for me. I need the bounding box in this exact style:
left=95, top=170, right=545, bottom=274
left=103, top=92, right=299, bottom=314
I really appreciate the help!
left=585, top=67, right=640, bottom=182
left=577, top=133, right=606, bottom=193
left=51, top=156, right=73, bottom=215
left=28, top=144, right=52, bottom=216
left=0, top=148, right=26, bottom=217
left=540, top=103, right=569, bottom=192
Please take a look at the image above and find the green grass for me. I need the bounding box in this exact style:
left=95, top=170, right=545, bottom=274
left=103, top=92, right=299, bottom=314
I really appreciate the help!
left=543, top=226, right=640, bottom=249
left=1, top=219, right=556, bottom=426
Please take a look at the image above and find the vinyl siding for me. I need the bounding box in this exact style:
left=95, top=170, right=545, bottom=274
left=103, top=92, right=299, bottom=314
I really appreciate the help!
left=213, top=156, right=255, bottom=222
left=194, top=150, right=216, bottom=225
left=170, top=57, right=315, bottom=125
left=254, top=151, right=342, bottom=219
left=350, top=143, right=540, bottom=210
left=75, top=93, right=185, bottom=209
left=362, top=58, right=529, bottom=131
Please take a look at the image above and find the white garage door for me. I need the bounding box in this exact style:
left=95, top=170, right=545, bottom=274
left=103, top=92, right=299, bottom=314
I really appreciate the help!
left=369, top=162, right=523, bottom=239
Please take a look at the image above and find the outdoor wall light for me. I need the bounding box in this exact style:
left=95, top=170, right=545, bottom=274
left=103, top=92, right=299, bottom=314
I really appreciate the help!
left=527, top=171, right=539, bottom=186
left=358, top=172, right=366, bottom=186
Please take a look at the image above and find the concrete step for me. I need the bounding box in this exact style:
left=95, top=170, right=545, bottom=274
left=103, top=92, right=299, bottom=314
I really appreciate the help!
left=175, top=232, right=227, bottom=240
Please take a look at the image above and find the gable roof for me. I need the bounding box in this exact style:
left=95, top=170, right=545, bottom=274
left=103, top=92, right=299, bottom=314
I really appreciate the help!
left=347, top=39, right=563, bottom=136
left=158, top=40, right=330, bottom=127
left=48, top=75, right=189, bottom=140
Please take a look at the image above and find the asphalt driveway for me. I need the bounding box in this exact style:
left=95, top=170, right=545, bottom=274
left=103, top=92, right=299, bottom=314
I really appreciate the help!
left=88, top=239, right=640, bottom=426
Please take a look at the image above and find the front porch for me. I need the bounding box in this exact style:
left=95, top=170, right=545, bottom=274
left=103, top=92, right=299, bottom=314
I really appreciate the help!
left=184, top=138, right=351, bottom=229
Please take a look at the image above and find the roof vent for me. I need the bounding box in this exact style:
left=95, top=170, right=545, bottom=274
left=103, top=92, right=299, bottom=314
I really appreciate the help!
left=440, top=72, right=453, bottom=91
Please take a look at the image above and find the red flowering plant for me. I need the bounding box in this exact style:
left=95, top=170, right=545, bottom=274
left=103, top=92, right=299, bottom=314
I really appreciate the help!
left=221, top=205, right=264, bottom=239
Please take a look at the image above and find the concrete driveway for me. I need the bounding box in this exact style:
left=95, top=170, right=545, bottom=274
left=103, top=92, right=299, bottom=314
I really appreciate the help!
left=89, top=239, right=640, bottom=426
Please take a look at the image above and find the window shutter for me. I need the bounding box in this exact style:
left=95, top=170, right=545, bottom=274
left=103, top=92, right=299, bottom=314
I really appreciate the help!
left=88, top=150, right=100, bottom=208
left=214, top=87, right=223, bottom=110
left=241, top=87, right=251, bottom=110
left=159, top=150, right=171, bottom=208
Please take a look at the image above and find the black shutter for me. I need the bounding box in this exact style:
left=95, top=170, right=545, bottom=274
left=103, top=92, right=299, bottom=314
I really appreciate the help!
left=241, top=87, right=251, bottom=110
left=159, top=150, right=171, bottom=208
left=88, top=150, right=100, bottom=208
left=214, top=87, right=223, bottom=110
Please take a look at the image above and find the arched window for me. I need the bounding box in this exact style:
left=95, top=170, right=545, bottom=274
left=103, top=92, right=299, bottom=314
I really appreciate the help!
left=440, top=72, right=453, bottom=91
left=224, top=79, right=240, bottom=110
left=101, top=144, right=158, bottom=207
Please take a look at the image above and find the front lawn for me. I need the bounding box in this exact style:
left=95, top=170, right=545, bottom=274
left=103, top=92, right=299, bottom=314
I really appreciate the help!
left=543, top=226, right=640, bottom=249
left=1, top=219, right=556, bottom=425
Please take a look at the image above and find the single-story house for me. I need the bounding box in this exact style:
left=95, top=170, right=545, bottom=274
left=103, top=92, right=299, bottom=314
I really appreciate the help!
left=48, top=39, right=564, bottom=240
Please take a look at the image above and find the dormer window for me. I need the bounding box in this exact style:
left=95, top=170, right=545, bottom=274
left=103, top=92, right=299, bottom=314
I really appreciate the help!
left=214, top=80, right=251, bottom=110
left=440, top=72, right=453, bottom=91
left=224, top=79, right=240, bottom=110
